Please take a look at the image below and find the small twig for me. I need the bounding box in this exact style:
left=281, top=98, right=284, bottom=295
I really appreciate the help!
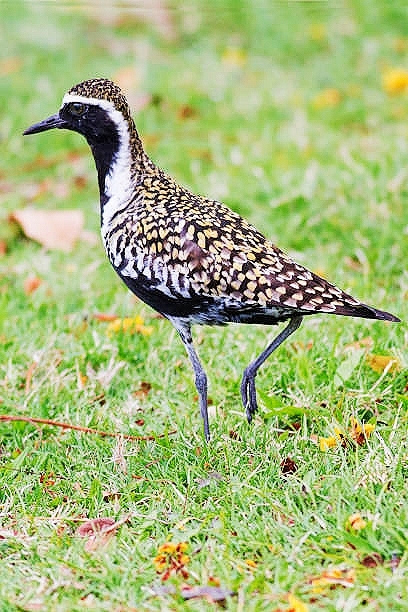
left=0, top=414, right=176, bottom=441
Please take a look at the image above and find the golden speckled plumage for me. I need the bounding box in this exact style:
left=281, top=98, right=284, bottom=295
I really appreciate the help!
left=103, top=161, right=362, bottom=319
left=24, top=78, right=400, bottom=441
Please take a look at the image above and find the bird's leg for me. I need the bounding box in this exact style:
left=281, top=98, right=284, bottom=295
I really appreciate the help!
left=170, top=319, right=210, bottom=441
left=241, top=316, right=303, bottom=422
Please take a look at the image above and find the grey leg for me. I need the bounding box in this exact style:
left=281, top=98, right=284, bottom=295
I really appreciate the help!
left=169, top=318, right=210, bottom=441
left=241, top=316, right=303, bottom=422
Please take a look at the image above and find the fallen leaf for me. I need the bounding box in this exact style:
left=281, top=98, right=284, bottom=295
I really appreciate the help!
left=310, top=567, right=355, bottom=593
left=76, top=517, right=116, bottom=538
left=228, top=429, right=241, bottom=440
left=287, top=593, right=309, bottom=612
left=291, top=340, right=314, bottom=352
left=346, top=512, right=367, bottom=531
left=93, top=312, right=119, bottom=322
left=343, top=255, right=364, bottom=272
left=0, top=57, right=22, bottom=76
left=366, top=354, right=401, bottom=374
left=180, top=585, right=236, bottom=602
left=344, top=336, right=374, bottom=352
left=76, top=515, right=130, bottom=552
left=133, top=381, right=152, bottom=399
left=361, top=553, right=383, bottom=568
left=178, top=104, right=198, bottom=119
left=349, top=417, right=375, bottom=445
left=11, top=209, right=84, bottom=252
left=280, top=457, right=299, bottom=475
left=152, top=584, right=235, bottom=603
left=23, top=275, right=42, bottom=295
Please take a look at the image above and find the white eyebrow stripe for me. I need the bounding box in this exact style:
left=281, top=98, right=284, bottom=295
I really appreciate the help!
left=62, top=93, right=116, bottom=112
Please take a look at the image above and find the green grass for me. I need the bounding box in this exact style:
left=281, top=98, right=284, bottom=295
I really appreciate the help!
left=0, top=1, right=407, bottom=610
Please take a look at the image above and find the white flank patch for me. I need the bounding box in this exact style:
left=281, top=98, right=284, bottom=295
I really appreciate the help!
left=61, top=93, right=135, bottom=238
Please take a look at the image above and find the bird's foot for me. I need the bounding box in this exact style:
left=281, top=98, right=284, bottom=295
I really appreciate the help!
left=240, top=368, right=258, bottom=423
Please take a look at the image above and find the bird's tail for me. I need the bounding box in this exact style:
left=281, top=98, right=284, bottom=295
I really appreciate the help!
left=329, top=302, right=400, bottom=322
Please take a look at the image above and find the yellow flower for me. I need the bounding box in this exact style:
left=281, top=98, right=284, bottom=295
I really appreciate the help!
left=287, top=593, right=309, bottom=612
left=245, top=559, right=257, bottom=569
left=106, top=315, right=153, bottom=337
left=157, top=542, right=177, bottom=554
left=222, top=47, right=247, bottom=67
left=346, top=512, right=367, bottom=531
left=319, top=436, right=338, bottom=451
left=309, top=23, right=326, bottom=42
left=349, top=417, right=375, bottom=445
left=153, top=555, right=167, bottom=572
left=366, top=354, right=401, bottom=373
left=153, top=541, right=190, bottom=580
left=312, top=88, right=341, bottom=109
left=382, top=68, right=408, bottom=94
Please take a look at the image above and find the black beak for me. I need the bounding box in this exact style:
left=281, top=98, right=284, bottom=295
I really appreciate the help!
left=23, top=113, right=67, bottom=136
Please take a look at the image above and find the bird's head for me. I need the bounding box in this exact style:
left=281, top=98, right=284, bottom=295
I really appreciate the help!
left=23, top=78, right=133, bottom=145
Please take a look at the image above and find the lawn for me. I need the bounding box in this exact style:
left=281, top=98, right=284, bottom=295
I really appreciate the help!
left=0, top=1, right=407, bottom=610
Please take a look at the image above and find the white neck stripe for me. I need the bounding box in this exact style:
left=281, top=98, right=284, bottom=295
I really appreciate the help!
left=61, top=94, right=135, bottom=234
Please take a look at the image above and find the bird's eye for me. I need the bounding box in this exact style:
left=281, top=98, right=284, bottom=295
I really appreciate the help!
left=68, top=102, right=86, bottom=117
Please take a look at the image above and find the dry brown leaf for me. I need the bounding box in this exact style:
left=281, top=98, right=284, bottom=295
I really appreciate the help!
left=280, top=457, right=299, bottom=475
left=23, top=275, right=43, bottom=295
left=76, top=515, right=130, bottom=552
left=366, top=354, right=402, bottom=374
left=310, top=567, right=355, bottom=592
left=0, top=57, right=22, bottom=76
left=361, top=553, right=383, bottom=568
left=344, top=336, right=374, bottom=352
left=133, top=381, right=152, bottom=399
left=178, top=104, right=198, bottom=120
left=11, top=209, right=84, bottom=251
left=180, top=585, right=236, bottom=602
left=93, top=312, right=119, bottom=322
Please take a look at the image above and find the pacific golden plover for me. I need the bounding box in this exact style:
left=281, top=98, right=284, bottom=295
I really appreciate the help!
left=24, top=78, right=400, bottom=440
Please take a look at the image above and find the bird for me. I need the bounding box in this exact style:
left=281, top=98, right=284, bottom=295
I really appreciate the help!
left=23, top=78, right=400, bottom=441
